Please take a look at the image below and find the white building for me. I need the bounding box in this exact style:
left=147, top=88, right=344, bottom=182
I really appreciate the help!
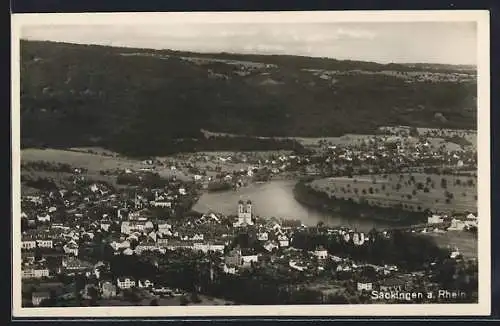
left=32, top=292, right=51, bottom=306
left=22, top=240, right=37, bottom=250
left=263, top=241, right=279, bottom=252
left=151, top=201, right=172, bottom=208
left=352, top=232, right=366, bottom=246
left=110, top=240, right=131, bottom=251
left=234, top=200, right=254, bottom=226
left=241, top=254, right=259, bottom=266
left=121, top=221, right=148, bottom=234
left=357, top=282, right=373, bottom=291
left=257, top=232, right=269, bottom=241
left=157, top=222, right=172, bottom=235
left=428, top=214, right=444, bottom=225
left=223, top=264, right=237, bottom=274
left=117, top=277, right=136, bottom=289
left=63, top=240, right=79, bottom=256
left=138, top=279, right=154, bottom=288
left=465, top=213, right=478, bottom=228
left=100, top=221, right=111, bottom=232
left=36, top=239, right=53, bottom=249
left=37, top=214, right=51, bottom=223
left=289, top=260, right=306, bottom=272
left=22, top=267, right=50, bottom=279
left=448, top=218, right=466, bottom=231
left=192, top=243, right=225, bottom=253
left=313, top=248, right=329, bottom=260
left=278, top=234, right=289, bottom=247
left=450, top=248, right=461, bottom=259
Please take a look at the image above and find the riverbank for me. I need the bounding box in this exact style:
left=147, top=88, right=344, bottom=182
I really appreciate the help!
left=292, top=180, right=427, bottom=225
left=193, top=179, right=394, bottom=231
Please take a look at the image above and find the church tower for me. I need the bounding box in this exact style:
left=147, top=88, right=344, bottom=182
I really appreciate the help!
left=245, top=200, right=253, bottom=225
left=237, top=200, right=245, bottom=224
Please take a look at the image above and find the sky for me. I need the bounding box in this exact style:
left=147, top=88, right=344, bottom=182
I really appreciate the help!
left=21, top=21, right=477, bottom=65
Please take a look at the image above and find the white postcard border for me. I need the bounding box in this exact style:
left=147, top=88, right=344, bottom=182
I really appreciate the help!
left=11, top=10, right=491, bottom=317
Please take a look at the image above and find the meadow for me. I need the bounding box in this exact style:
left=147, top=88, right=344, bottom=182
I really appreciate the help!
left=310, top=173, right=477, bottom=214
left=20, top=148, right=191, bottom=194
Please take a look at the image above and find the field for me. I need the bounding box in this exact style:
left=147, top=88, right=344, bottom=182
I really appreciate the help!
left=202, top=129, right=474, bottom=152
left=20, top=148, right=277, bottom=193
left=310, top=173, right=477, bottom=214
left=22, top=148, right=149, bottom=171
left=20, top=148, right=192, bottom=193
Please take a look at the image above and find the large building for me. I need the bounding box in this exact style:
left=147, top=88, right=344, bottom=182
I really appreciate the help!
left=235, top=200, right=253, bottom=226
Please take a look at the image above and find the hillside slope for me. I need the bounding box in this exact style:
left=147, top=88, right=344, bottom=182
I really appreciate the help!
left=20, top=40, right=477, bottom=156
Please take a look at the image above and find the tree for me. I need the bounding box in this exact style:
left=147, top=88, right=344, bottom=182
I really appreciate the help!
left=87, top=286, right=99, bottom=305
left=179, top=296, right=189, bottom=306
left=191, top=292, right=202, bottom=303
left=409, top=126, right=419, bottom=137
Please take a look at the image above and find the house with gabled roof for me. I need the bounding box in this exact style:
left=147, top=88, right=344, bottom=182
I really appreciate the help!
left=63, top=240, right=79, bottom=256
left=32, top=291, right=51, bottom=306
left=135, top=237, right=159, bottom=254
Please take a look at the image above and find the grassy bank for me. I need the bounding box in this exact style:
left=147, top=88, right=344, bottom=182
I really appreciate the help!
left=310, top=173, right=477, bottom=215
left=293, top=180, right=427, bottom=225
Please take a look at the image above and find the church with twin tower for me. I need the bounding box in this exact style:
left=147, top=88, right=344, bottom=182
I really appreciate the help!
left=235, top=199, right=254, bottom=226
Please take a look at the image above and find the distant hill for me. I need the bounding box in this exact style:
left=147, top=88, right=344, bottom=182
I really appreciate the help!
left=19, top=40, right=477, bottom=156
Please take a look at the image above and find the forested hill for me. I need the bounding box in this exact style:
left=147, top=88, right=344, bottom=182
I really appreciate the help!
left=20, top=40, right=477, bottom=156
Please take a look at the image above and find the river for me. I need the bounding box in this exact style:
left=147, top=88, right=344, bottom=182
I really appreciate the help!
left=193, top=179, right=393, bottom=232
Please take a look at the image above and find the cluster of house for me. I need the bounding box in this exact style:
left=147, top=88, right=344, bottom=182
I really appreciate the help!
left=317, top=134, right=476, bottom=171
left=426, top=213, right=478, bottom=231
left=27, top=258, right=184, bottom=306
left=22, top=169, right=473, bottom=307
left=20, top=171, right=201, bottom=280
left=304, top=68, right=476, bottom=84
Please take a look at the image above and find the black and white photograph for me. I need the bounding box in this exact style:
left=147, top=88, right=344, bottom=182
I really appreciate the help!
left=11, top=11, right=490, bottom=317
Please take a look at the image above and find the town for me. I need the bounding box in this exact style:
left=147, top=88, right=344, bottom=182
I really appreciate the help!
left=20, top=126, right=478, bottom=307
